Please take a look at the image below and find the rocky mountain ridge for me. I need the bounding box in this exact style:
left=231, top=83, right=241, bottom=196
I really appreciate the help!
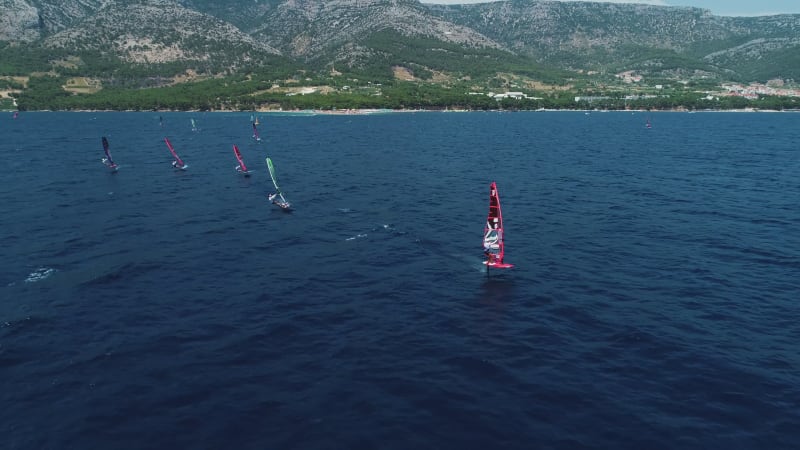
left=1, top=0, right=799, bottom=82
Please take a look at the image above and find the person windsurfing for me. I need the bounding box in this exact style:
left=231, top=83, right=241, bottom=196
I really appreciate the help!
left=269, top=193, right=290, bottom=209
left=101, top=136, right=118, bottom=170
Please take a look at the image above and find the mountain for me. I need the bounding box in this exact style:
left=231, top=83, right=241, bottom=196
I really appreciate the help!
left=1, top=0, right=799, bottom=86
left=428, top=1, right=800, bottom=80
left=248, top=0, right=502, bottom=58
left=0, top=0, right=41, bottom=42
left=42, top=0, right=280, bottom=69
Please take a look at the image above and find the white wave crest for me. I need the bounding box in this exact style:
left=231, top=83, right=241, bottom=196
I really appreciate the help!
left=24, top=267, right=56, bottom=283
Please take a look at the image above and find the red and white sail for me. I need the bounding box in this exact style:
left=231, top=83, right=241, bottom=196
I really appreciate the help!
left=483, top=181, right=513, bottom=269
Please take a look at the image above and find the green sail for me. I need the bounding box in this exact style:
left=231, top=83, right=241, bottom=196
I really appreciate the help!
left=266, top=157, right=280, bottom=192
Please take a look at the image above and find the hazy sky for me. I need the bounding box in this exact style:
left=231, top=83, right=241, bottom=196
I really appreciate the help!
left=418, top=0, right=800, bottom=17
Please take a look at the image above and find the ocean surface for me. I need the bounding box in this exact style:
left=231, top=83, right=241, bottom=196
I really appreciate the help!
left=1, top=111, right=798, bottom=449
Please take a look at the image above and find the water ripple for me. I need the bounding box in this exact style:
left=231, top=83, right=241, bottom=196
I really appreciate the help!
left=1, top=111, right=798, bottom=449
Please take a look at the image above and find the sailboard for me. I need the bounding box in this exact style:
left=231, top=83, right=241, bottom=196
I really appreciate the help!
left=233, top=144, right=250, bottom=176
left=191, top=118, right=198, bottom=131
left=252, top=122, right=261, bottom=142
left=483, top=182, right=513, bottom=269
left=266, top=157, right=291, bottom=211
left=13, top=111, right=19, bottom=119
left=164, top=137, right=188, bottom=170
left=100, top=136, right=118, bottom=171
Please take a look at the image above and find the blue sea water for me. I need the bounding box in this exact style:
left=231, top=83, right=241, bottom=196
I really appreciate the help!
left=1, top=111, right=799, bottom=449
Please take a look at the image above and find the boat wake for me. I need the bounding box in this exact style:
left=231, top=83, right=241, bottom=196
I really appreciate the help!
left=345, top=224, right=402, bottom=241
left=374, top=224, right=405, bottom=235
left=452, top=254, right=488, bottom=273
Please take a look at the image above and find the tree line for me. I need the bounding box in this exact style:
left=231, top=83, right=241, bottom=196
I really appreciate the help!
left=14, top=74, right=799, bottom=112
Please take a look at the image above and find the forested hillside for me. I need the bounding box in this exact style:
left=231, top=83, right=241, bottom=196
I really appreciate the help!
left=1, top=0, right=798, bottom=111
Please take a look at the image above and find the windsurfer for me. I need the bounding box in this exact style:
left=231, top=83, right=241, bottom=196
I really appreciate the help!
left=485, top=252, right=497, bottom=265
left=269, top=193, right=290, bottom=209
left=482, top=182, right=512, bottom=269
left=483, top=240, right=497, bottom=256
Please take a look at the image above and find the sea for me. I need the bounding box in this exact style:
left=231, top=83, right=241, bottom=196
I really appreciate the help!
left=1, top=111, right=798, bottom=449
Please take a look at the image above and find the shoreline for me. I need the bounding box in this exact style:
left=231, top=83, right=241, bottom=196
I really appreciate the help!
left=5, top=108, right=798, bottom=114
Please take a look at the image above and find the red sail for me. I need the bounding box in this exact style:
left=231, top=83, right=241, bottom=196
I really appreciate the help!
left=233, top=144, right=248, bottom=172
left=483, top=182, right=513, bottom=269
left=164, top=137, right=184, bottom=167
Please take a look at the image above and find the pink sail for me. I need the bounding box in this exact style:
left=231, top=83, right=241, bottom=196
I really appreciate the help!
left=233, top=144, right=248, bottom=172
left=164, top=137, right=185, bottom=167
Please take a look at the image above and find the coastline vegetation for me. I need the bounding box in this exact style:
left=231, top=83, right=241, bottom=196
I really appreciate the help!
left=9, top=72, right=799, bottom=112
left=2, top=43, right=798, bottom=113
